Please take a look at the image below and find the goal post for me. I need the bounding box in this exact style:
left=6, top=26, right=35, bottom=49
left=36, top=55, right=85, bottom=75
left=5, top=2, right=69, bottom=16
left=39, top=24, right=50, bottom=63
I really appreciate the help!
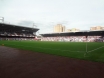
left=84, top=35, right=88, bottom=57
left=84, top=35, right=104, bottom=57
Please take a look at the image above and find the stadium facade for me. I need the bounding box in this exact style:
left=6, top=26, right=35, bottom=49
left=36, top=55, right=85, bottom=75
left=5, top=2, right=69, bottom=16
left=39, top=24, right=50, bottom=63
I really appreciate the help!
left=0, top=23, right=39, bottom=40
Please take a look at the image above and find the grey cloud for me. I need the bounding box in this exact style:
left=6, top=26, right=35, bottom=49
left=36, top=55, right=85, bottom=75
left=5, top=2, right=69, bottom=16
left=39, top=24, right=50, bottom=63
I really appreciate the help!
left=17, top=20, right=54, bottom=33
left=17, top=21, right=35, bottom=27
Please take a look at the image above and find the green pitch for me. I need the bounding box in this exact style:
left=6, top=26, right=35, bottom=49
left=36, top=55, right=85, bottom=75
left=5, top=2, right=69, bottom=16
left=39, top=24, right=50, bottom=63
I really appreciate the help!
left=0, top=40, right=104, bottom=62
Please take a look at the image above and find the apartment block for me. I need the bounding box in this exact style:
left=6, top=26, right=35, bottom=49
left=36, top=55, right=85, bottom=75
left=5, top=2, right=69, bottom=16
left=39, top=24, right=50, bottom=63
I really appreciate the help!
left=54, top=24, right=65, bottom=33
left=90, top=26, right=104, bottom=30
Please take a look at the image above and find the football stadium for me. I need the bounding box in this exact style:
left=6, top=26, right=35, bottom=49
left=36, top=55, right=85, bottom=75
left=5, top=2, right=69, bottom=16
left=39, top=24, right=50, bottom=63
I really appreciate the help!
left=0, top=22, right=104, bottom=77
left=0, top=22, right=104, bottom=62
left=1, top=0, right=104, bottom=77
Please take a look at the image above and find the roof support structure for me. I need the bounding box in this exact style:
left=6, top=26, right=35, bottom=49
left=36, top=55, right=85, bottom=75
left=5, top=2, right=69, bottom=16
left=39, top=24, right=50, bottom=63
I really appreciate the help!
left=0, top=17, right=4, bottom=23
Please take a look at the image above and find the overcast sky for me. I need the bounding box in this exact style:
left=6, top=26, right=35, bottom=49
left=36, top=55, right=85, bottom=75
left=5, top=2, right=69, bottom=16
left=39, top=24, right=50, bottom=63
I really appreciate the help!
left=0, top=0, right=104, bottom=34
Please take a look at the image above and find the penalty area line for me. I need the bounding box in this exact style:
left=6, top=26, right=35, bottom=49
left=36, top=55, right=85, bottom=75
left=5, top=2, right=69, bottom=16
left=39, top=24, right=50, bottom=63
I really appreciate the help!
left=87, top=46, right=104, bottom=53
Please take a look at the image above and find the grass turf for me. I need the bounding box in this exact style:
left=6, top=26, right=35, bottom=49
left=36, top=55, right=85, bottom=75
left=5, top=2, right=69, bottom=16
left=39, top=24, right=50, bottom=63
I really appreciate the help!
left=0, top=40, right=104, bottom=62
